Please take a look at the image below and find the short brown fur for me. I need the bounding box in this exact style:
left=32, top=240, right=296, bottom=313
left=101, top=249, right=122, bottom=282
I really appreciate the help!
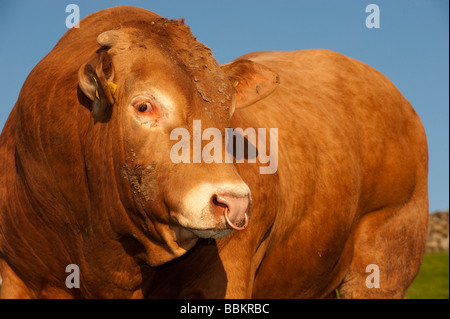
left=0, top=7, right=428, bottom=298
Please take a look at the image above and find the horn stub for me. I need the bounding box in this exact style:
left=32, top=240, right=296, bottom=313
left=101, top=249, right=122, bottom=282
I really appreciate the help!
left=97, top=30, right=119, bottom=47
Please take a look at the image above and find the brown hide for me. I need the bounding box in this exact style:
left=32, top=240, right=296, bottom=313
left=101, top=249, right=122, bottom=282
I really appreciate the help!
left=0, top=7, right=428, bottom=298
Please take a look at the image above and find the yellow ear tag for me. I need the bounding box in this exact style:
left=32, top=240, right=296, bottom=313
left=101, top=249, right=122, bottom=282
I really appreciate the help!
left=92, top=77, right=100, bottom=100
left=233, top=80, right=239, bottom=88
left=107, top=82, right=117, bottom=95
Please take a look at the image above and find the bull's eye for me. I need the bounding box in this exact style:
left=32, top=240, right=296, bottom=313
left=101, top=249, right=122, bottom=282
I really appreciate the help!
left=130, top=96, right=162, bottom=120
left=136, top=101, right=152, bottom=113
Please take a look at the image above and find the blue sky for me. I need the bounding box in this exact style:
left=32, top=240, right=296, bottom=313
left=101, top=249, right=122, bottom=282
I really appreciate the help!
left=0, top=0, right=448, bottom=212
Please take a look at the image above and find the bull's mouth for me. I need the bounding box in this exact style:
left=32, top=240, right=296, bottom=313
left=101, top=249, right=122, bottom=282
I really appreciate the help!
left=187, top=227, right=233, bottom=239
left=171, top=213, right=249, bottom=241
left=169, top=219, right=236, bottom=248
left=172, top=223, right=233, bottom=241
left=169, top=196, right=250, bottom=245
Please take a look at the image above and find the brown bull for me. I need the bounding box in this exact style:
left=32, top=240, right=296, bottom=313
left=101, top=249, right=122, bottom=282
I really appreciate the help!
left=0, top=6, right=428, bottom=298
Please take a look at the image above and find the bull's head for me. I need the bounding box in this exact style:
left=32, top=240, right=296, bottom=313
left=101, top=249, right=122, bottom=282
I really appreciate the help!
left=77, top=19, right=278, bottom=266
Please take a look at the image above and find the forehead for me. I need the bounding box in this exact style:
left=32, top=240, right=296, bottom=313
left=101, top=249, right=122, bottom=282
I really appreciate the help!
left=118, top=19, right=234, bottom=120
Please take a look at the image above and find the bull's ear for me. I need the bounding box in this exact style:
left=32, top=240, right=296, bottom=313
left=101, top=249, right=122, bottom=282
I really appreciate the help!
left=78, top=50, right=116, bottom=122
left=221, top=59, right=279, bottom=109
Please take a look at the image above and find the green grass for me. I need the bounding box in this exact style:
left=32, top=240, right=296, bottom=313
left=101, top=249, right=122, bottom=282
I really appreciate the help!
left=406, top=252, right=449, bottom=299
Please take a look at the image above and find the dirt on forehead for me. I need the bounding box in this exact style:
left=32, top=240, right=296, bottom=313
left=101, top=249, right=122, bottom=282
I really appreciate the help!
left=122, top=18, right=233, bottom=120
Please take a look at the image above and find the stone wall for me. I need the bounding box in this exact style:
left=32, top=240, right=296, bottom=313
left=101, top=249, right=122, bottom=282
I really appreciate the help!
left=425, top=211, right=449, bottom=253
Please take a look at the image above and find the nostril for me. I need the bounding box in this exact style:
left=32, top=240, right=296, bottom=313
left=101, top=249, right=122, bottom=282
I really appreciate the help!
left=212, top=194, right=228, bottom=209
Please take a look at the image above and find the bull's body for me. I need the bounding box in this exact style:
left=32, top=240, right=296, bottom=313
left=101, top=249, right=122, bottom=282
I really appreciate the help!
left=0, top=7, right=428, bottom=298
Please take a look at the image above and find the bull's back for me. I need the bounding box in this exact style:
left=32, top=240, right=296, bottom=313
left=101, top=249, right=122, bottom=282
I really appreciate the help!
left=230, top=49, right=428, bottom=298
left=234, top=49, right=427, bottom=215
